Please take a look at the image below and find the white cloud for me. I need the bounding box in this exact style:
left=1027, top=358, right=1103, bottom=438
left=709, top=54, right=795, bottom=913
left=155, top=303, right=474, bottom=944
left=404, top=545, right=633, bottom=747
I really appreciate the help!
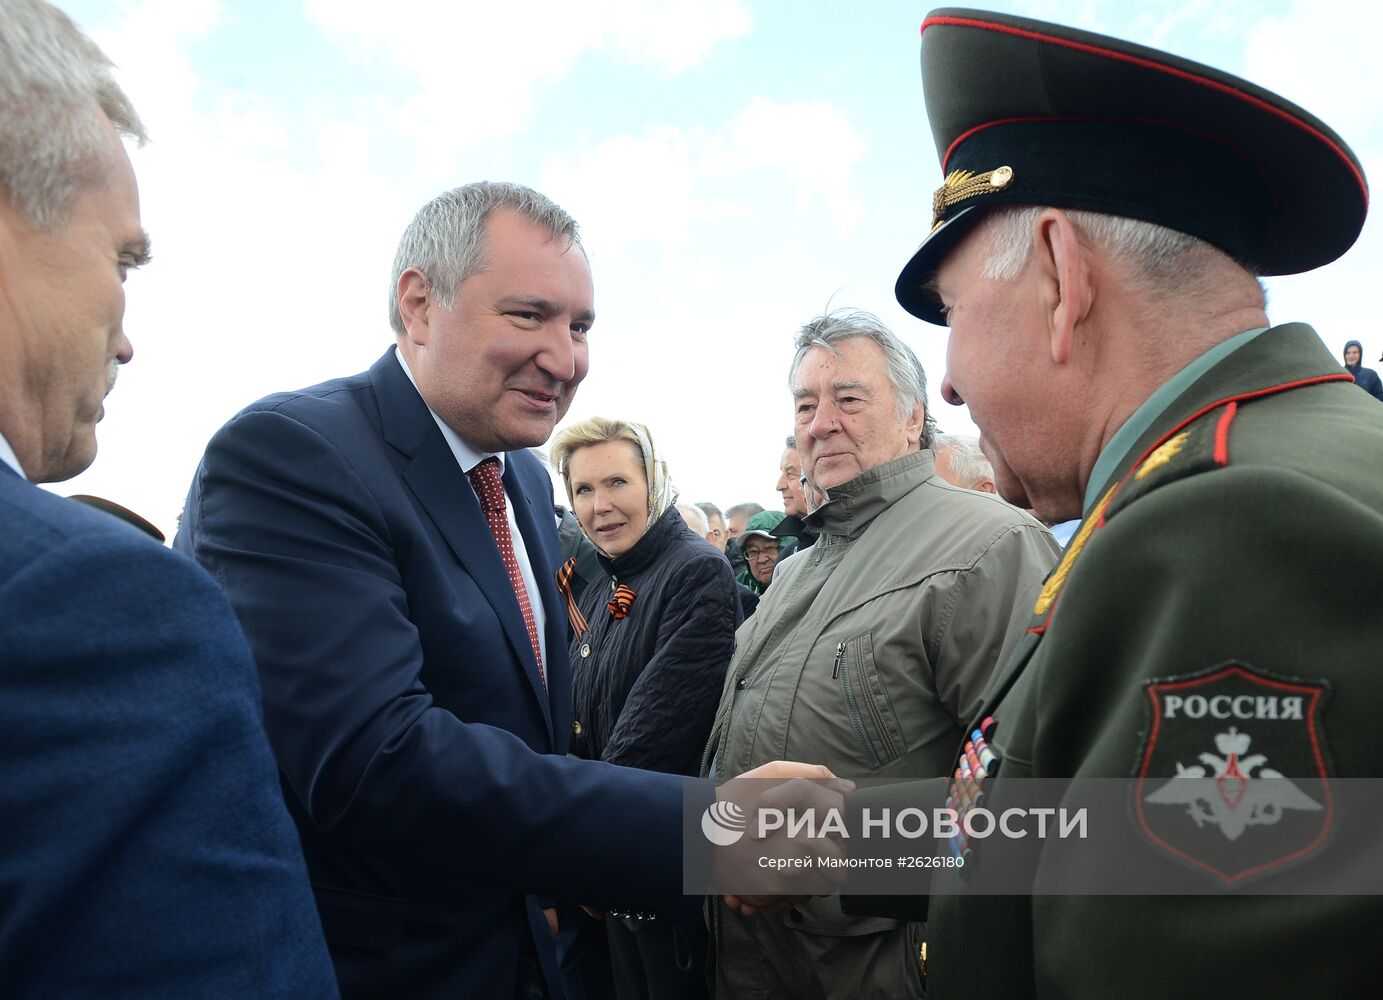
left=54, top=0, right=419, bottom=533
left=301, top=0, right=752, bottom=155
left=727, top=97, right=867, bottom=234
left=1242, top=1, right=1383, bottom=148
left=603, top=0, right=753, bottom=74
left=83, top=0, right=223, bottom=134
left=532, top=96, right=895, bottom=512
left=541, top=96, right=867, bottom=257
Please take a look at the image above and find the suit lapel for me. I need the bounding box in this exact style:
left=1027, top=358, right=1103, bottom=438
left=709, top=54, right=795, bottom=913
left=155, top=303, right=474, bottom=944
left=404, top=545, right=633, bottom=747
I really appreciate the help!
left=370, top=350, right=555, bottom=738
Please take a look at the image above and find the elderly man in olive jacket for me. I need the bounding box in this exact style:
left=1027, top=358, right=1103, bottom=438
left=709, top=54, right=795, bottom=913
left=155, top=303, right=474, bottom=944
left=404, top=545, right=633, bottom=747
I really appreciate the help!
left=702, top=309, right=1059, bottom=999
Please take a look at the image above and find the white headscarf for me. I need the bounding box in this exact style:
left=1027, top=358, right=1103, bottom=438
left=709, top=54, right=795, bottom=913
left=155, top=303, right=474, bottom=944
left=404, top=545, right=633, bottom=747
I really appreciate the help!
left=629, top=421, right=677, bottom=523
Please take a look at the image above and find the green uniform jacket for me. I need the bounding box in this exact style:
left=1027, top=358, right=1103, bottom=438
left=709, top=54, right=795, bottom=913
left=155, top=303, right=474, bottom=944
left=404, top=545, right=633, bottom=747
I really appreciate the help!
left=846, top=324, right=1383, bottom=998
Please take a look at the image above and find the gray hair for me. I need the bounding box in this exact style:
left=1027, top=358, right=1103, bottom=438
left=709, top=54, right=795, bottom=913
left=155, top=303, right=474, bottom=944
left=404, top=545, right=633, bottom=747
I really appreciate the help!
left=789, top=309, right=937, bottom=450
left=725, top=502, right=764, bottom=522
left=694, top=501, right=723, bottom=523
left=934, top=433, right=994, bottom=490
left=0, top=0, right=146, bottom=228
left=389, top=181, right=582, bottom=335
left=981, top=206, right=1257, bottom=295
left=676, top=502, right=709, bottom=537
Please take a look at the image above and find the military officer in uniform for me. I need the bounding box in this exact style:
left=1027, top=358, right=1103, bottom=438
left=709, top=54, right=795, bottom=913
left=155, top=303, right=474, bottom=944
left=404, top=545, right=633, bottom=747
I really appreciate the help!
left=825, top=8, right=1383, bottom=998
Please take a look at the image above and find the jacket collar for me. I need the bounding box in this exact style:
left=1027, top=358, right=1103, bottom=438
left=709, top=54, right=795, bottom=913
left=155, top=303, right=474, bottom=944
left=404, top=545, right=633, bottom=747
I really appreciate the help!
left=598, top=504, right=684, bottom=579
left=1095, top=323, right=1342, bottom=496
left=806, top=449, right=936, bottom=541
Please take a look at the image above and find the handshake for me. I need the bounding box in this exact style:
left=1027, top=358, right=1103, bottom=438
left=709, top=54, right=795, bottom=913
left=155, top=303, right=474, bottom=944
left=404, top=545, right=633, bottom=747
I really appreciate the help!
left=710, top=761, right=856, bottom=917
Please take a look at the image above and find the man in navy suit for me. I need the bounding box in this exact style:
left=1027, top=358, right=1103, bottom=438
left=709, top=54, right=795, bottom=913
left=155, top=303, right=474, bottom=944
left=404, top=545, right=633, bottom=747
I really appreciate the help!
left=176, top=182, right=827, bottom=998
left=0, top=2, right=337, bottom=995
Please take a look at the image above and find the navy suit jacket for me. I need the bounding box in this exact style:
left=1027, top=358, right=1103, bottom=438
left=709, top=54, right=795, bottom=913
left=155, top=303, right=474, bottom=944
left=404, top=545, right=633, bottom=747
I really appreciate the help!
left=176, top=350, right=700, bottom=998
left=0, top=465, right=336, bottom=997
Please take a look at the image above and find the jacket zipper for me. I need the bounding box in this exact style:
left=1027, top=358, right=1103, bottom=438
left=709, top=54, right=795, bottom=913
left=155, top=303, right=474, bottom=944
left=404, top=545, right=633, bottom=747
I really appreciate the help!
left=837, top=641, right=880, bottom=770
left=853, top=640, right=899, bottom=761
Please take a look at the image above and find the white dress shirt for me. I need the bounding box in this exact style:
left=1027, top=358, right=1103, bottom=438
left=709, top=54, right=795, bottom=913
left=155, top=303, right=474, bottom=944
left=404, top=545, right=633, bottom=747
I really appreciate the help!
left=0, top=429, right=25, bottom=478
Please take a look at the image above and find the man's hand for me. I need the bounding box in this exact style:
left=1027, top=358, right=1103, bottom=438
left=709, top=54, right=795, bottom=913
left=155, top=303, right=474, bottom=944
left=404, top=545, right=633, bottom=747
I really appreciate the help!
left=731, top=760, right=851, bottom=785
left=721, top=893, right=789, bottom=918
left=711, top=760, right=854, bottom=917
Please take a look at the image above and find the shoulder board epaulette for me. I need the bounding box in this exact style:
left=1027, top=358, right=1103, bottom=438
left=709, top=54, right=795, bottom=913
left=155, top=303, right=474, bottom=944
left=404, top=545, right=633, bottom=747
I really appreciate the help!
left=1032, top=371, right=1350, bottom=626
left=1105, top=402, right=1236, bottom=521
left=1031, top=403, right=1234, bottom=622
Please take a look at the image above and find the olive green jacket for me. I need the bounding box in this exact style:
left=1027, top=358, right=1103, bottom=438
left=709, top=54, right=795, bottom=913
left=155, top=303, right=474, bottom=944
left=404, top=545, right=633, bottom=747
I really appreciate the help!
left=705, top=449, right=1059, bottom=999
left=847, top=324, right=1383, bottom=999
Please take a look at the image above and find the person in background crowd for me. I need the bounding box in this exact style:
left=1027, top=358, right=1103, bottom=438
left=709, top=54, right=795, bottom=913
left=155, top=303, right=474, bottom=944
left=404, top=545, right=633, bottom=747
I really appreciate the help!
left=772, top=437, right=818, bottom=562
left=695, top=501, right=728, bottom=552
left=735, top=509, right=789, bottom=597
left=1342, top=340, right=1383, bottom=401
left=933, top=433, right=997, bottom=493
left=556, top=500, right=603, bottom=610
left=722, top=500, right=764, bottom=578
left=553, top=417, right=740, bottom=1000
left=776, top=438, right=809, bottom=518
left=706, top=310, right=1058, bottom=999
left=695, top=500, right=761, bottom=620
left=676, top=501, right=710, bottom=540
left=724, top=501, right=764, bottom=542
left=0, top=2, right=336, bottom=994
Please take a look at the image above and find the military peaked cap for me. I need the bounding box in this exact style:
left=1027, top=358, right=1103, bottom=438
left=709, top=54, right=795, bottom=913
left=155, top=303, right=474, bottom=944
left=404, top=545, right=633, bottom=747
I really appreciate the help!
left=896, top=8, right=1369, bottom=325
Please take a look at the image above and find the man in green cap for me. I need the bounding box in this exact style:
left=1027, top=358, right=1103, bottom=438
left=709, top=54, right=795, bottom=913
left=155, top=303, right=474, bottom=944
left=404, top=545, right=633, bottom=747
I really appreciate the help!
left=736, top=508, right=789, bottom=595
left=829, top=7, right=1383, bottom=998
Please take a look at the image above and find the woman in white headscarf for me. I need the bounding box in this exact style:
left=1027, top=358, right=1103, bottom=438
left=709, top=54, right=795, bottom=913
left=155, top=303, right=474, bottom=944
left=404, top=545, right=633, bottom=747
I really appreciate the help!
left=551, top=416, right=739, bottom=1000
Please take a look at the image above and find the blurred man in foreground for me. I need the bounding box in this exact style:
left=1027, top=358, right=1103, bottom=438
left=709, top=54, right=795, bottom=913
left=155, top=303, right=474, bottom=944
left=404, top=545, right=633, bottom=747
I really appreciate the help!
left=0, top=1, right=335, bottom=993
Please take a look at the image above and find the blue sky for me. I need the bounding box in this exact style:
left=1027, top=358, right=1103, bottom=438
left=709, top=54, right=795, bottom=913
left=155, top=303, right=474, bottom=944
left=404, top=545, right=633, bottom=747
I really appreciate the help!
left=53, top=0, right=1383, bottom=535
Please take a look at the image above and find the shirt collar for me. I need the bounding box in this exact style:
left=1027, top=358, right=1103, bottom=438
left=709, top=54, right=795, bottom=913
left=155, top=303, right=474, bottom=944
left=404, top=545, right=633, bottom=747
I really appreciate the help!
left=1082, top=327, right=1268, bottom=514
left=394, top=347, right=505, bottom=477
left=0, top=429, right=25, bottom=479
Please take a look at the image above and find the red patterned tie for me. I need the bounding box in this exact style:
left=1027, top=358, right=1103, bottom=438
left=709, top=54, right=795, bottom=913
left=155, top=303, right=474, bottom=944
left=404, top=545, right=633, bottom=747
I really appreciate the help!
left=468, top=458, right=545, bottom=689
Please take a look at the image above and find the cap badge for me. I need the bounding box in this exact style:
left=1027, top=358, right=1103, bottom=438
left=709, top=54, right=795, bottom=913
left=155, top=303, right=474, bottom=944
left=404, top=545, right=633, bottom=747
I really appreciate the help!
left=931, top=165, right=1014, bottom=231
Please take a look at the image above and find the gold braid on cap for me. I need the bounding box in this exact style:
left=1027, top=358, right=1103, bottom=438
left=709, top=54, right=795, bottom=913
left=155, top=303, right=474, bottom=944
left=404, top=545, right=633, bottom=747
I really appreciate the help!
left=931, top=165, right=1014, bottom=231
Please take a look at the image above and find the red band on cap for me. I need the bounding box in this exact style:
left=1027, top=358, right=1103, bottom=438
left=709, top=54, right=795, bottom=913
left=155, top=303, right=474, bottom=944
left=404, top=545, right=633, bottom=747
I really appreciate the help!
left=920, top=15, right=1368, bottom=205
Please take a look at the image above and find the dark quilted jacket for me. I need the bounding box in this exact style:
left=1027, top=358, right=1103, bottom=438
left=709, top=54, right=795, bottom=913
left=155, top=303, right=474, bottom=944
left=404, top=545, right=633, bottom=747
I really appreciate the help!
left=568, top=506, right=740, bottom=775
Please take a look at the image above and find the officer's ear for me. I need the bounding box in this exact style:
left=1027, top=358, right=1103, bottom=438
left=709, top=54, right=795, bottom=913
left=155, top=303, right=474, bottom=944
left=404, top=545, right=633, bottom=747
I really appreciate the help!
left=1034, top=209, right=1092, bottom=366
